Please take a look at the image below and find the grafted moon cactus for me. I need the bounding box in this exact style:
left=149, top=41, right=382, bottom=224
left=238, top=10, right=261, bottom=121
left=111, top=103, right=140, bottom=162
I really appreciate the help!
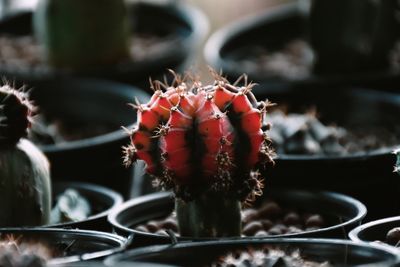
left=124, top=71, right=274, bottom=237
left=33, top=0, right=130, bottom=69
left=0, top=85, right=51, bottom=226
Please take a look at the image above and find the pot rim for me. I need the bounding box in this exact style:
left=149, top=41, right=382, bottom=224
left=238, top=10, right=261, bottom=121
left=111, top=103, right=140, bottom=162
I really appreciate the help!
left=29, top=77, right=148, bottom=152
left=105, top=237, right=400, bottom=266
left=0, top=227, right=127, bottom=265
left=349, top=215, right=400, bottom=244
left=108, top=189, right=367, bottom=241
left=45, top=182, right=123, bottom=228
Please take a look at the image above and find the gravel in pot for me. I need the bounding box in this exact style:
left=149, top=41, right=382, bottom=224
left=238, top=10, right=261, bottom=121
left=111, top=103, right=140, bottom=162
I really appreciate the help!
left=25, top=78, right=149, bottom=198
left=108, top=189, right=366, bottom=247
left=105, top=238, right=400, bottom=267
left=0, top=228, right=126, bottom=265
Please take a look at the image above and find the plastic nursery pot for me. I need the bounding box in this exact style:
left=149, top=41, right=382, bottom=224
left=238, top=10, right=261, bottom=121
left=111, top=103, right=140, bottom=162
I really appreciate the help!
left=28, top=78, right=149, bottom=198
left=0, top=1, right=208, bottom=89
left=108, top=189, right=366, bottom=248
left=252, top=85, right=400, bottom=220
left=349, top=216, right=400, bottom=247
left=45, top=182, right=123, bottom=232
left=0, top=228, right=126, bottom=265
left=204, top=2, right=400, bottom=91
left=105, top=238, right=400, bottom=267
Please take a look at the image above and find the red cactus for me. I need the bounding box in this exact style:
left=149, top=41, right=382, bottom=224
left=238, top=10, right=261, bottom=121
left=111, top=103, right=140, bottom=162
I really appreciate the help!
left=124, top=72, right=274, bottom=201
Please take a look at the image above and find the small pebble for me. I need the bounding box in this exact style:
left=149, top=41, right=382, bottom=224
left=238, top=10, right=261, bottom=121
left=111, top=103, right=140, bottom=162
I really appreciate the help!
left=258, top=202, right=282, bottom=219
left=260, top=219, right=273, bottom=230
left=287, top=226, right=303, bottom=234
left=161, top=218, right=178, bottom=232
left=242, top=208, right=258, bottom=225
left=254, top=230, right=269, bottom=237
left=243, top=221, right=263, bottom=236
left=134, top=225, right=148, bottom=232
left=155, top=230, right=169, bottom=236
left=146, top=221, right=159, bottom=232
left=268, top=226, right=283, bottom=235
left=386, top=227, right=400, bottom=246
left=283, top=211, right=301, bottom=225
left=306, top=214, right=325, bottom=228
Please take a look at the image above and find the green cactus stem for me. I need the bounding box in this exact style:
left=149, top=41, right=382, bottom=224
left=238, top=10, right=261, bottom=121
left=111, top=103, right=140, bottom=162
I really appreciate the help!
left=33, top=0, right=130, bottom=69
left=0, top=86, right=51, bottom=227
left=175, top=193, right=241, bottom=237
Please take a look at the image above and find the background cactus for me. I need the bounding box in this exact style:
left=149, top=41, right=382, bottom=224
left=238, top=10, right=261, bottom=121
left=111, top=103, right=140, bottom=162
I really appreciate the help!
left=310, top=0, right=400, bottom=74
left=124, top=71, right=274, bottom=237
left=0, top=85, right=51, bottom=226
left=33, top=0, right=130, bottom=69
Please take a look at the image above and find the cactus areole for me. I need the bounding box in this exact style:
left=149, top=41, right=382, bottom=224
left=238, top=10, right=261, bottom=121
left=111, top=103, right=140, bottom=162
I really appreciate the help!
left=0, top=86, right=51, bottom=227
left=124, top=72, right=274, bottom=237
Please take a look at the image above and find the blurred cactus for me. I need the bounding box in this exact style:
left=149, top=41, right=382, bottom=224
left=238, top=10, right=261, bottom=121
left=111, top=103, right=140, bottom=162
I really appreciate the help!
left=33, top=0, right=130, bottom=69
left=0, top=85, right=51, bottom=226
left=310, top=0, right=400, bottom=74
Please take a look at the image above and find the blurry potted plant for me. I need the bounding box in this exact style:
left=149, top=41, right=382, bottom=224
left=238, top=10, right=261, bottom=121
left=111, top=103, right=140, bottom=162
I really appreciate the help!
left=0, top=0, right=208, bottom=88
left=205, top=0, right=400, bottom=90
left=33, top=0, right=130, bottom=70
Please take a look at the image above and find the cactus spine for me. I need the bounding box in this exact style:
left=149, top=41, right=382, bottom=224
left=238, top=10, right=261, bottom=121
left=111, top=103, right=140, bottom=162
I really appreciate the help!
left=0, top=86, right=51, bottom=226
left=33, top=0, right=130, bottom=69
left=124, top=72, right=274, bottom=237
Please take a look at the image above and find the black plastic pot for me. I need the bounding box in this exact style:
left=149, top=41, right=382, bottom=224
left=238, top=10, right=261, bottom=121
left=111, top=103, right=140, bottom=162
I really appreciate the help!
left=251, top=85, right=400, bottom=220
left=108, top=189, right=366, bottom=247
left=204, top=3, right=400, bottom=91
left=349, top=216, right=400, bottom=246
left=46, top=182, right=123, bottom=232
left=0, top=1, right=208, bottom=89
left=0, top=228, right=126, bottom=265
left=28, top=78, right=149, bottom=198
left=105, top=238, right=400, bottom=267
